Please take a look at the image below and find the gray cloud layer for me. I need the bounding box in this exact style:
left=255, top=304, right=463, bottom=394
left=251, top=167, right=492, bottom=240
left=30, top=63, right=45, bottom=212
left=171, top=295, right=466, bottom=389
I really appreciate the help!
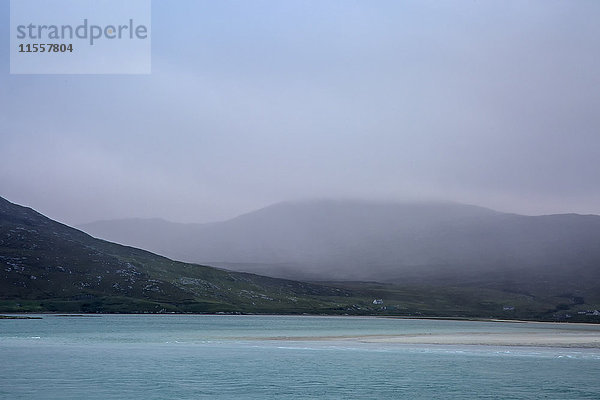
left=1, top=1, right=600, bottom=224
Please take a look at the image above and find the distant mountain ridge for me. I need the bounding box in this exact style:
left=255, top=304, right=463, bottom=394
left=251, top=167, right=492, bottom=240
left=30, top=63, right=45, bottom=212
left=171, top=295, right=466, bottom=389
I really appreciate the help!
left=79, top=200, right=600, bottom=286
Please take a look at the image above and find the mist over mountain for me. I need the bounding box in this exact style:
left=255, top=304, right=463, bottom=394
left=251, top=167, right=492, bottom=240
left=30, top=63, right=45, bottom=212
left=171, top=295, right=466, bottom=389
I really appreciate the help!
left=79, top=200, right=600, bottom=286
left=0, top=196, right=357, bottom=313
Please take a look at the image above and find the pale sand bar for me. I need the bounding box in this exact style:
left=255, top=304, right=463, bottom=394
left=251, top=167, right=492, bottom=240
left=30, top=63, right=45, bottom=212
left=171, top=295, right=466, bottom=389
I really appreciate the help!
left=358, top=332, right=600, bottom=348
left=264, top=331, right=600, bottom=348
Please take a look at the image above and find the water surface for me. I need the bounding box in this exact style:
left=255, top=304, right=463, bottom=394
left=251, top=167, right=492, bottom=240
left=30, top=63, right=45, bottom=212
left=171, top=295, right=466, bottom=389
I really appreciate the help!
left=1, top=315, right=599, bottom=399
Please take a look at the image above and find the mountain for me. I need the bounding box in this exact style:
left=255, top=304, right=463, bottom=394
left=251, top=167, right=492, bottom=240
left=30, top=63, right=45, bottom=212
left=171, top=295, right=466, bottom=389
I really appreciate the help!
left=3, top=196, right=599, bottom=320
left=79, top=200, right=600, bottom=289
left=0, top=196, right=356, bottom=314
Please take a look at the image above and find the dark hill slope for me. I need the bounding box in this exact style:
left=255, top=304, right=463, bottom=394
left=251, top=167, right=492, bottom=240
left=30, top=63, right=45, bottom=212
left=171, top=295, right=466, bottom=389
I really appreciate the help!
left=0, top=197, right=352, bottom=313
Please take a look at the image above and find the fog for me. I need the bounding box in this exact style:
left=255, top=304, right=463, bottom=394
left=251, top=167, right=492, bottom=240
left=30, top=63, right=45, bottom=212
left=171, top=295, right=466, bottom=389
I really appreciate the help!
left=79, top=199, right=600, bottom=283
left=1, top=1, right=600, bottom=225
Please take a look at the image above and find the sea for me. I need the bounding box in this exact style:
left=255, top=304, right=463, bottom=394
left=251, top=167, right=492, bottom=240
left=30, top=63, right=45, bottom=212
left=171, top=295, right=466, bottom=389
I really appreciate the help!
left=1, top=315, right=599, bottom=399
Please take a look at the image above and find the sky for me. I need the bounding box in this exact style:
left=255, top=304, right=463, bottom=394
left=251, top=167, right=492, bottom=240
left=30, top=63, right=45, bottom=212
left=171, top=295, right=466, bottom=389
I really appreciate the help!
left=1, top=0, right=600, bottom=225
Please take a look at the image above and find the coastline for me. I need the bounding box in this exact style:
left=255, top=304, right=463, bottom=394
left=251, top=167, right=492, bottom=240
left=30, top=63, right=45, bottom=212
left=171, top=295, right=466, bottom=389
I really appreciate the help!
left=380, top=315, right=600, bottom=327
left=2, top=312, right=600, bottom=326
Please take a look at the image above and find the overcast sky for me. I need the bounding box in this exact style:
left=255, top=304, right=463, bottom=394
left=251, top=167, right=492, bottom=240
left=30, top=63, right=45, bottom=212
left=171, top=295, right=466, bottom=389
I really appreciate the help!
left=1, top=0, right=600, bottom=225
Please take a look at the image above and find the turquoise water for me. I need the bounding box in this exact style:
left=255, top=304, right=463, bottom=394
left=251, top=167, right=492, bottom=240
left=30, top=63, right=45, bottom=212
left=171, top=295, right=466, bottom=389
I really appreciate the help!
left=1, top=315, right=600, bottom=399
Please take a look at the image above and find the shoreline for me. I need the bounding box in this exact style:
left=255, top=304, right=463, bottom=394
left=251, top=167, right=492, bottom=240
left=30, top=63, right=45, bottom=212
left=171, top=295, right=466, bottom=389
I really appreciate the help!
left=1, top=312, right=599, bottom=326
left=379, top=315, right=600, bottom=327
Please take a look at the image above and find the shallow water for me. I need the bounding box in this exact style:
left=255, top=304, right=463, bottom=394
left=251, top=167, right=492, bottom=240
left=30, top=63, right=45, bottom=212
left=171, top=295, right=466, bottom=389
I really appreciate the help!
left=1, top=315, right=599, bottom=399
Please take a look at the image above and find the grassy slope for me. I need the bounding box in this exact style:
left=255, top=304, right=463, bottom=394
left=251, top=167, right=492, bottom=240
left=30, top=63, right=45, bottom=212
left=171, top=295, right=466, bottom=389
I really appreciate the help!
left=323, top=282, right=600, bottom=322
left=0, top=197, right=355, bottom=313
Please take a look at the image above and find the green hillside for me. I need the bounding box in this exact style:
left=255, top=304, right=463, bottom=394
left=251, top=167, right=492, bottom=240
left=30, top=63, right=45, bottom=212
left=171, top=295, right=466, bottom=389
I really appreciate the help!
left=0, top=196, right=354, bottom=313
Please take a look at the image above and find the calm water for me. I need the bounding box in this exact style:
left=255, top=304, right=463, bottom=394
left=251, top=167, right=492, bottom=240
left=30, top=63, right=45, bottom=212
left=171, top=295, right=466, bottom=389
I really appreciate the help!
left=1, top=315, right=600, bottom=399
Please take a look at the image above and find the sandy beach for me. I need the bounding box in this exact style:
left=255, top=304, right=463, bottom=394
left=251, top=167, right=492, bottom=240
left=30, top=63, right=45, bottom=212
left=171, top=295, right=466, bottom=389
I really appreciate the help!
left=354, top=332, right=600, bottom=348
left=262, top=324, right=600, bottom=348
